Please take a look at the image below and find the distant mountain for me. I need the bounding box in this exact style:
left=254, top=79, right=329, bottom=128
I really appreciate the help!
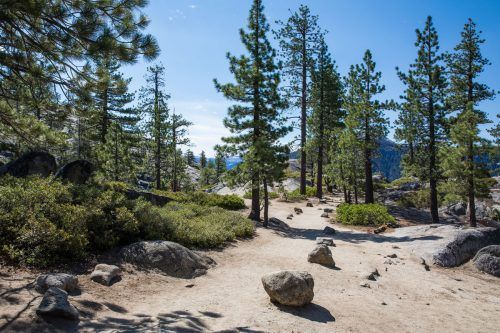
left=373, top=138, right=404, bottom=181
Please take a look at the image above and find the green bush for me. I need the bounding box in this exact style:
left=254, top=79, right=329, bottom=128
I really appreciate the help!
left=0, top=176, right=88, bottom=266
left=397, top=189, right=444, bottom=209
left=336, top=203, right=395, bottom=226
left=282, top=186, right=317, bottom=201
left=243, top=190, right=278, bottom=200
left=134, top=201, right=254, bottom=248
left=154, top=190, right=245, bottom=210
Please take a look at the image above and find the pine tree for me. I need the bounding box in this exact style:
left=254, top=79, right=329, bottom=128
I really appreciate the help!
left=215, top=0, right=289, bottom=221
left=394, top=72, right=426, bottom=177
left=309, top=38, right=343, bottom=198
left=347, top=50, right=389, bottom=203
left=170, top=110, right=192, bottom=192
left=398, top=16, right=448, bottom=223
left=200, top=151, right=207, bottom=169
left=185, top=150, right=195, bottom=167
left=93, top=56, right=137, bottom=144
left=139, top=64, right=170, bottom=189
left=275, top=4, right=324, bottom=195
left=96, top=122, right=134, bottom=182
left=215, top=150, right=227, bottom=181
left=444, top=19, right=495, bottom=226
left=0, top=0, right=158, bottom=140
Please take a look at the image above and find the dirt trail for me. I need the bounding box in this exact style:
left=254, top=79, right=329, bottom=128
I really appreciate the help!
left=1, top=196, right=500, bottom=333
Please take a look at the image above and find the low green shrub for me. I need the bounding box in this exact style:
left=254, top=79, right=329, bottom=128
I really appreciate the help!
left=243, top=190, right=279, bottom=200
left=336, top=203, right=395, bottom=226
left=397, top=189, right=444, bottom=209
left=0, top=176, right=88, bottom=266
left=154, top=190, right=245, bottom=210
left=390, top=177, right=418, bottom=188
left=0, top=177, right=253, bottom=267
left=137, top=202, right=254, bottom=248
left=282, top=186, right=317, bottom=201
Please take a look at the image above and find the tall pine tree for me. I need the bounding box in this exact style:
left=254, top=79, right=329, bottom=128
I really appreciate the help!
left=444, top=19, right=495, bottom=226
left=215, top=0, right=289, bottom=221
left=398, top=16, right=448, bottom=223
left=275, top=5, right=324, bottom=195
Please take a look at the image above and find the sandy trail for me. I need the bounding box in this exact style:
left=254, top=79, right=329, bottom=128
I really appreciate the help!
left=1, top=196, right=499, bottom=333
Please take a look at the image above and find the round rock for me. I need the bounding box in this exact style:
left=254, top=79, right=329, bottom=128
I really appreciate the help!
left=472, top=245, right=500, bottom=277
left=35, top=273, right=78, bottom=293
left=36, top=287, right=79, bottom=320
left=261, top=271, right=314, bottom=307
left=90, top=264, right=121, bottom=286
left=308, top=245, right=335, bottom=267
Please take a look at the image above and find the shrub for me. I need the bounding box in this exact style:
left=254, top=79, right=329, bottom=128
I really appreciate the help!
left=336, top=203, right=395, bottom=226
left=282, top=186, right=317, bottom=201
left=0, top=176, right=88, bottom=266
left=397, top=189, right=445, bottom=209
left=154, top=190, right=245, bottom=210
left=134, top=201, right=254, bottom=248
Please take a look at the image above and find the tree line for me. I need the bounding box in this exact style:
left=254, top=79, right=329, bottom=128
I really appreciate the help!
left=216, top=0, right=497, bottom=226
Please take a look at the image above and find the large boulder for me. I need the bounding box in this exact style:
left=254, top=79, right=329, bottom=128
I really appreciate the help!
left=36, top=287, right=79, bottom=320
left=261, top=271, right=314, bottom=307
left=55, top=160, right=93, bottom=184
left=90, top=264, right=121, bottom=286
left=308, top=245, right=335, bottom=267
left=432, top=227, right=500, bottom=267
left=472, top=245, right=500, bottom=277
left=120, top=241, right=215, bottom=278
left=448, top=202, right=466, bottom=216
left=0, top=151, right=56, bottom=178
left=35, top=273, right=78, bottom=293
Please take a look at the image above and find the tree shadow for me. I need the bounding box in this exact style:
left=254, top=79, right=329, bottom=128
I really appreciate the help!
left=275, top=303, right=335, bottom=323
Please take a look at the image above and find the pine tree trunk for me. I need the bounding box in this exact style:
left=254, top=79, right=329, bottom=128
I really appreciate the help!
left=263, top=178, right=269, bottom=228
left=467, top=141, right=476, bottom=227
left=300, top=31, right=307, bottom=196
left=347, top=190, right=352, bottom=204
left=364, top=126, right=374, bottom=203
left=343, top=186, right=348, bottom=203
left=249, top=2, right=261, bottom=222
left=428, top=62, right=439, bottom=223
left=154, top=71, right=161, bottom=190
left=100, top=88, right=108, bottom=143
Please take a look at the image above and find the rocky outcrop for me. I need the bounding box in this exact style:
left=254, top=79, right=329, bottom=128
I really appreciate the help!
left=55, top=160, right=93, bottom=184
left=90, top=264, right=121, bottom=286
left=432, top=228, right=500, bottom=267
left=120, top=241, right=215, bottom=278
left=261, top=271, right=314, bottom=307
left=472, top=245, right=500, bottom=277
left=0, top=151, right=56, bottom=178
left=35, top=273, right=78, bottom=293
left=124, top=189, right=173, bottom=206
left=36, top=287, right=79, bottom=320
left=308, top=245, right=335, bottom=267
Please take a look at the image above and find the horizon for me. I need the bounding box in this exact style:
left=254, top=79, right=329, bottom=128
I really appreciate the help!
left=123, top=0, right=500, bottom=156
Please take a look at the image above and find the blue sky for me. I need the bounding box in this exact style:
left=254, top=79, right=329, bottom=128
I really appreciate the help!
left=123, top=0, right=500, bottom=156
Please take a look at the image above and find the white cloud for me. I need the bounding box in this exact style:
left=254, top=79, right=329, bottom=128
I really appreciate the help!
left=171, top=100, right=231, bottom=156
left=188, top=5, right=197, bottom=9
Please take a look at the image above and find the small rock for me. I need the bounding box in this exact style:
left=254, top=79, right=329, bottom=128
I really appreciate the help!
left=35, top=273, right=78, bottom=293
left=472, top=245, right=500, bottom=277
left=367, top=269, right=380, bottom=281
left=36, top=287, right=79, bottom=320
left=286, top=214, right=293, bottom=220
left=316, top=237, right=335, bottom=246
left=387, top=221, right=399, bottom=228
left=381, top=301, right=387, bottom=306
left=90, top=264, right=121, bottom=286
left=392, top=245, right=400, bottom=249
left=261, top=271, right=314, bottom=307
left=374, top=226, right=387, bottom=234
left=387, top=253, right=398, bottom=258
left=294, top=207, right=303, bottom=214
left=308, top=245, right=335, bottom=267
left=360, top=283, right=371, bottom=288
left=321, top=213, right=329, bottom=218
left=323, top=226, right=336, bottom=235
left=384, top=259, right=395, bottom=265
left=185, top=284, right=195, bottom=288
left=324, top=208, right=333, bottom=213
left=306, top=202, right=313, bottom=207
